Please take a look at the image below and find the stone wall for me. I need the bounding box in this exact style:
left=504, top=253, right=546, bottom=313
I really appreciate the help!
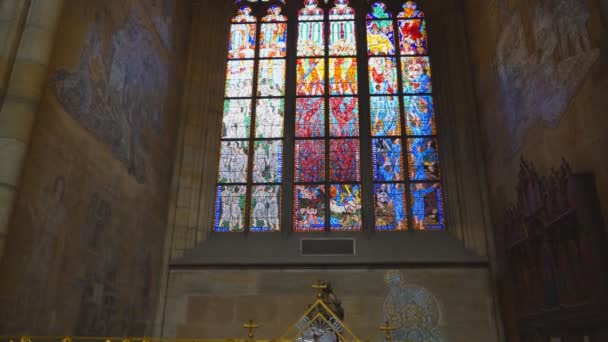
left=0, top=0, right=191, bottom=335
left=162, top=268, right=499, bottom=341
left=463, top=0, right=607, bottom=340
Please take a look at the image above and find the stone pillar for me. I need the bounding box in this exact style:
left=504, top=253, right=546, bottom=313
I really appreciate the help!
left=0, top=0, right=64, bottom=260
left=601, top=0, right=608, bottom=31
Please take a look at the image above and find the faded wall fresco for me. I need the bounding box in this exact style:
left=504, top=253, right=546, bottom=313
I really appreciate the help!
left=0, top=0, right=191, bottom=335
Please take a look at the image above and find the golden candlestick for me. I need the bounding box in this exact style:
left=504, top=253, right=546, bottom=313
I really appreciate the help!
left=243, top=319, right=259, bottom=340
left=379, top=320, right=396, bottom=341
left=312, top=280, right=327, bottom=298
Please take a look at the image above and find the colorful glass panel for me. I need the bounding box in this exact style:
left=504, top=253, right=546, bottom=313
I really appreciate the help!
left=329, top=184, right=362, bottom=231
left=296, top=98, right=325, bottom=138
left=294, top=185, right=326, bottom=232
left=329, top=58, right=358, bottom=95
left=329, top=21, right=356, bottom=56
left=374, top=183, right=407, bottom=231
left=258, top=59, right=286, bottom=96
left=298, top=21, right=324, bottom=56
left=228, top=24, right=257, bottom=59
left=372, top=138, right=404, bottom=181
left=225, top=60, right=254, bottom=97
left=329, top=97, right=359, bottom=137
left=398, top=19, right=427, bottom=55
left=253, top=140, right=283, bottom=183
left=250, top=185, right=281, bottom=232
left=410, top=182, right=444, bottom=230
left=404, top=95, right=436, bottom=136
left=222, top=99, right=251, bottom=139
left=407, top=138, right=440, bottom=181
left=370, top=96, right=401, bottom=137
left=366, top=20, right=395, bottom=55
left=296, top=58, right=325, bottom=96
left=214, top=185, right=247, bottom=232
left=298, top=1, right=324, bottom=21
left=256, top=98, right=284, bottom=138
left=401, top=56, right=432, bottom=93
left=330, top=139, right=360, bottom=182
left=260, top=23, right=288, bottom=58
left=368, top=57, right=398, bottom=94
left=262, top=5, right=288, bottom=22
left=367, top=2, right=392, bottom=19
left=398, top=1, right=424, bottom=19
left=295, top=140, right=325, bottom=182
left=329, top=1, right=355, bottom=20
left=232, top=5, right=257, bottom=23
left=218, top=141, right=249, bottom=183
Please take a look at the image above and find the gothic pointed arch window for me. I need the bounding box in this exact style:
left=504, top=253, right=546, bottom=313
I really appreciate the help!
left=215, top=0, right=445, bottom=233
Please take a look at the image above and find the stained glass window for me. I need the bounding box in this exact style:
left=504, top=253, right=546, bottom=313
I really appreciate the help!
left=295, top=0, right=360, bottom=232
left=216, top=3, right=287, bottom=232
left=368, top=1, right=445, bottom=230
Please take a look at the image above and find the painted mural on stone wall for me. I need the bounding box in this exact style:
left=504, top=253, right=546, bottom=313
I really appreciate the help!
left=495, top=0, right=599, bottom=153
left=51, top=5, right=169, bottom=183
left=383, top=270, right=445, bottom=341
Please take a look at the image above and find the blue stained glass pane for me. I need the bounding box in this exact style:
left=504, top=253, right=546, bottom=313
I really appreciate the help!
left=407, top=137, right=440, bottom=181
left=366, top=20, right=395, bottom=55
left=296, top=97, right=325, bottom=138
left=232, top=6, right=257, bottom=23
left=330, top=184, right=362, bottom=231
left=250, top=185, right=281, bottom=232
left=330, top=139, right=360, bottom=182
left=367, top=2, right=392, bottom=19
left=397, top=1, right=425, bottom=19
left=404, top=96, right=436, bottom=136
left=370, top=96, right=401, bottom=137
left=402, top=56, right=432, bottom=93
left=260, top=23, right=287, bottom=58
left=225, top=60, right=254, bottom=97
left=330, top=97, right=359, bottom=137
left=258, top=59, right=286, bottom=96
left=294, top=185, right=326, bottom=232
left=253, top=140, right=283, bottom=183
left=374, top=183, right=407, bottom=231
left=410, top=182, right=444, bottom=230
left=368, top=57, right=398, bottom=94
left=372, top=138, right=404, bottom=181
left=222, top=99, right=251, bottom=139
left=228, top=24, right=257, bottom=59
left=218, top=141, right=249, bottom=183
left=256, top=98, right=284, bottom=138
left=214, top=185, right=247, bottom=232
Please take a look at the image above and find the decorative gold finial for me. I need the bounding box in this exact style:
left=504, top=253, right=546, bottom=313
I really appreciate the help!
left=142, top=337, right=151, bottom=342
left=312, top=280, right=327, bottom=298
left=243, top=319, right=259, bottom=340
left=380, top=320, right=396, bottom=341
left=122, top=338, right=131, bottom=342
left=62, top=337, right=72, bottom=342
left=20, top=337, right=32, bottom=342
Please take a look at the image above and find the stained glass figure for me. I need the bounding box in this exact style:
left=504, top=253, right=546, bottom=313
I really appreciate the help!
left=368, top=57, right=398, bottom=94
left=373, top=138, right=404, bottom=181
left=329, top=97, right=359, bottom=137
left=232, top=5, right=257, bottom=23
left=330, top=139, right=360, bottom=182
left=256, top=99, right=284, bottom=139
left=296, top=58, right=325, bottom=96
left=298, top=21, right=324, bottom=56
left=398, top=1, right=424, bottom=19
left=218, top=141, right=249, bottom=183
left=214, top=185, right=247, bottom=232
left=367, top=1, right=392, bottom=19
left=262, top=5, right=288, bottom=22
left=398, top=19, right=427, bottom=55
left=329, top=58, right=358, bottom=95
left=294, top=185, right=326, bottom=232
left=366, top=20, right=395, bottom=55
left=329, top=21, right=356, bottom=56
left=296, top=98, right=325, bottom=138
left=253, top=140, right=283, bottom=183
left=250, top=185, right=281, bottom=232
left=298, top=0, right=324, bottom=21
left=295, top=140, right=325, bottom=182
left=404, top=95, right=436, bottom=136
left=258, top=59, right=286, bottom=96
left=330, top=184, right=362, bottom=231
left=222, top=99, right=251, bottom=139
left=225, top=60, right=255, bottom=97
left=402, top=56, right=432, bottom=93
left=407, top=138, right=440, bottom=181
left=374, top=183, right=407, bottom=231
left=329, top=0, right=355, bottom=20
left=260, top=23, right=287, bottom=58
left=410, top=182, right=444, bottom=230
left=229, top=24, right=257, bottom=59
left=370, top=96, right=401, bottom=137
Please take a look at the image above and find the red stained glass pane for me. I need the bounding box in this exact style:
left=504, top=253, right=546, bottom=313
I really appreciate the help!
left=330, top=139, right=360, bottom=182
left=296, top=98, right=325, bottom=138
left=329, top=97, right=359, bottom=137
left=398, top=19, right=428, bottom=55
left=295, top=140, right=326, bottom=183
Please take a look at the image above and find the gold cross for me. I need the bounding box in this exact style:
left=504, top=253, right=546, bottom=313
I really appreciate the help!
left=379, top=321, right=396, bottom=341
left=243, top=319, right=259, bottom=340
left=312, top=280, right=327, bottom=298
